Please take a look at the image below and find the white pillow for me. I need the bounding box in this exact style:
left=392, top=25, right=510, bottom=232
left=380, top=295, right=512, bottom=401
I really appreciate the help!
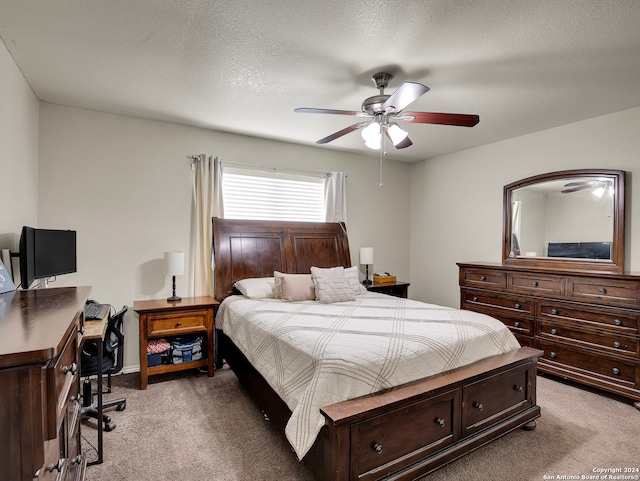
left=279, top=273, right=315, bottom=301
left=310, top=266, right=356, bottom=303
left=234, top=277, right=275, bottom=299
left=345, top=266, right=368, bottom=295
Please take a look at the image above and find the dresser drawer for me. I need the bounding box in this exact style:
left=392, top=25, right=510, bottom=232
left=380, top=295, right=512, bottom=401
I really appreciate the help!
left=462, top=289, right=533, bottom=318
left=538, top=340, right=637, bottom=384
left=352, top=390, right=457, bottom=479
left=462, top=364, right=531, bottom=436
left=460, top=268, right=506, bottom=289
left=508, top=273, right=564, bottom=296
left=537, top=320, right=637, bottom=358
left=567, top=277, right=639, bottom=306
left=45, top=328, right=78, bottom=440
left=146, top=309, right=209, bottom=337
left=537, top=301, right=638, bottom=334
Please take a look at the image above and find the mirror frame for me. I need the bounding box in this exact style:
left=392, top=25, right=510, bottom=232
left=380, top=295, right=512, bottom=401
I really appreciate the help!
left=502, top=169, right=626, bottom=272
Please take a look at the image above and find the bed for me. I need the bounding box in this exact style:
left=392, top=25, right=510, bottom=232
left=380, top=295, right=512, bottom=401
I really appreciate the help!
left=213, top=218, right=541, bottom=481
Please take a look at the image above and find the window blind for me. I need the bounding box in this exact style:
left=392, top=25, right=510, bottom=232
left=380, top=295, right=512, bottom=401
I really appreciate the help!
left=222, top=168, right=325, bottom=222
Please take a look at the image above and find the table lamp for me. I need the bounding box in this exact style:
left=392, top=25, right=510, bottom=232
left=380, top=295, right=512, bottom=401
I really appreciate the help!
left=360, top=247, right=374, bottom=286
left=164, top=251, right=184, bottom=302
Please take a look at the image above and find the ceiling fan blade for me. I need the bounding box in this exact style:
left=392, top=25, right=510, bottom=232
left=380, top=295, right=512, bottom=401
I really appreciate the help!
left=381, top=82, right=430, bottom=113
left=295, top=107, right=364, bottom=116
left=563, top=181, right=595, bottom=187
left=394, top=136, right=413, bottom=149
left=315, top=121, right=371, bottom=144
left=400, top=111, right=480, bottom=127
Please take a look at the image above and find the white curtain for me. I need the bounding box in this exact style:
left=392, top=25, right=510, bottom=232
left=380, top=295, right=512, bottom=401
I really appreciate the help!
left=324, top=172, right=347, bottom=223
left=192, top=154, right=223, bottom=297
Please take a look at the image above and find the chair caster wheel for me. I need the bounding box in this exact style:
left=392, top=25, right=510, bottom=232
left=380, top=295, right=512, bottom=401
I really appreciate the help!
left=116, top=401, right=126, bottom=411
left=104, top=421, right=116, bottom=432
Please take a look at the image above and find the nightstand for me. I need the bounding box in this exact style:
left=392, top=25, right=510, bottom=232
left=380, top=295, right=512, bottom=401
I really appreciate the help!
left=366, top=281, right=410, bottom=298
left=134, top=296, right=219, bottom=389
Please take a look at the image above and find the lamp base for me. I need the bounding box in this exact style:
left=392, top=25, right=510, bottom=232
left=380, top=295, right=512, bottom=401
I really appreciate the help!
left=167, top=295, right=182, bottom=302
left=362, top=279, right=372, bottom=286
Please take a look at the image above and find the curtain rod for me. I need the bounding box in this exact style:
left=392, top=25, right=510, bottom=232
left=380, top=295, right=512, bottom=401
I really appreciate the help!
left=190, top=156, right=346, bottom=178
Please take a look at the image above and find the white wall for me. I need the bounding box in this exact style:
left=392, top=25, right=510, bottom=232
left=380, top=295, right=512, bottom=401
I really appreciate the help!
left=38, top=103, right=412, bottom=372
left=410, top=107, right=640, bottom=309
left=0, top=40, right=39, bottom=270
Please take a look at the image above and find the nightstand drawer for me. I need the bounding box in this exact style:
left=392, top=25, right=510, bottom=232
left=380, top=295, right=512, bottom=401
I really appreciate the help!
left=147, top=309, right=209, bottom=337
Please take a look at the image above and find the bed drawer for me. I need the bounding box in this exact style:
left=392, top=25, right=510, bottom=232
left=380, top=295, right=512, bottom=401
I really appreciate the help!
left=508, top=273, right=564, bottom=296
left=146, top=309, right=209, bottom=337
left=462, top=364, right=531, bottom=436
left=538, top=340, right=637, bottom=385
left=567, top=277, right=639, bottom=306
left=351, top=390, right=457, bottom=480
left=537, top=301, right=638, bottom=334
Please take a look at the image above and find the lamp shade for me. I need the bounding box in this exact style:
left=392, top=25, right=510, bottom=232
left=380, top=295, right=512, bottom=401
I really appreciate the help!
left=359, top=247, right=374, bottom=265
left=164, top=251, right=184, bottom=276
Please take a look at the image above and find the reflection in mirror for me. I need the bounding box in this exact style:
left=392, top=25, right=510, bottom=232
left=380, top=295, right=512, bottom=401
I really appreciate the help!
left=503, top=169, right=625, bottom=272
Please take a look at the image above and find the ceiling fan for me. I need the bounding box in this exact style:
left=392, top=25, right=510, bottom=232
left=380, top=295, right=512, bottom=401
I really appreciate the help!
left=294, top=72, right=480, bottom=150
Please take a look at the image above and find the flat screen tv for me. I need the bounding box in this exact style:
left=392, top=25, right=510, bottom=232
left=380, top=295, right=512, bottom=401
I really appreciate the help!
left=19, top=226, right=77, bottom=288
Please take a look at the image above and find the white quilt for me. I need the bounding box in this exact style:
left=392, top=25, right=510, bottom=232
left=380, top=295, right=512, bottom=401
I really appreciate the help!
left=216, top=292, right=520, bottom=459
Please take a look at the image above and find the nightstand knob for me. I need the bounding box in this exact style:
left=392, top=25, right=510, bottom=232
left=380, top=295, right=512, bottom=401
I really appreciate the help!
left=550, top=352, right=557, bottom=358
left=551, top=328, right=557, bottom=335
left=514, top=303, right=521, bottom=309
left=480, top=276, right=486, bottom=281
left=372, top=443, right=383, bottom=454
left=532, top=281, right=538, bottom=287
left=614, top=341, right=621, bottom=349
left=514, top=321, right=520, bottom=328
left=612, top=367, right=620, bottom=375
left=473, top=401, right=484, bottom=411
left=514, top=385, right=524, bottom=392
left=435, top=418, right=446, bottom=427
left=551, top=309, right=558, bottom=315
left=614, top=319, right=622, bottom=326
left=176, top=321, right=181, bottom=326
left=472, top=296, right=479, bottom=302
left=599, top=288, right=607, bottom=294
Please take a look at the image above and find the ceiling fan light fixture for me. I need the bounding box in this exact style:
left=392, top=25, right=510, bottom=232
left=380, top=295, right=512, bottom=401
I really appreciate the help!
left=387, top=123, right=408, bottom=146
left=362, top=122, right=381, bottom=149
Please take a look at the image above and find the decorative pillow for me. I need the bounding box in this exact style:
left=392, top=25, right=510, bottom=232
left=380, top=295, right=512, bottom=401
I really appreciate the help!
left=310, top=266, right=356, bottom=303
left=234, top=277, right=275, bottom=299
left=279, top=274, right=315, bottom=301
left=274, top=271, right=285, bottom=299
left=345, top=266, right=368, bottom=295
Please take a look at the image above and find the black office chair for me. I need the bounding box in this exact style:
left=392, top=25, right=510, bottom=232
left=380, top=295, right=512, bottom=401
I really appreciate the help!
left=81, top=306, right=128, bottom=432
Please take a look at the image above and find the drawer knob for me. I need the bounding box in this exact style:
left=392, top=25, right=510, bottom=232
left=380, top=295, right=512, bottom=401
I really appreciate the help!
left=614, top=319, right=622, bottom=326
left=62, top=362, right=77, bottom=375
left=550, top=352, right=557, bottom=358
left=480, top=276, right=486, bottom=281
left=532, top=281, right=538, bottom=287
left=551, top=328, right=557, bottom=335
left=71, top=455, right=83, bottom=465
left=514, top=303, right=521, bottom=309
left=599, top=288, right=607, bottom=294
left=551, top=309, right=558, bottom=315
left=176, top=321, right=182, bottom=326
left=46, top=459, right=64, bottom=473
left=613, top=341, right=621, bottom=349
left=612, top=367, right=621, bottom=375
left=70, top=394, right=81, bottom=404
left=372, top=443, right=383, bottom=454
left=435, top=418, right=446, bottom=428
left=514, top=321, right=520, bottom=328
left=472, top=296, right=479, bottom=302
left=514, top=385, right=524, bottom=392
left=473, top=401, right=484, bottom=411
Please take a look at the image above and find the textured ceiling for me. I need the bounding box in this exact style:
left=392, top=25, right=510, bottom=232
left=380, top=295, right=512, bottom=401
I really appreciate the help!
left=2, top=1, right=640, bottom=162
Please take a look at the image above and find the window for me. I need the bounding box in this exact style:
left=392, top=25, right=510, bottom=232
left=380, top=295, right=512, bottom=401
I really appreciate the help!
left=222, top=167, right=325, bottom=222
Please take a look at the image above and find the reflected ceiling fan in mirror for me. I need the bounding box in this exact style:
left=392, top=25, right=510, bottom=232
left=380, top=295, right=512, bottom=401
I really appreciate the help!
left=561, top=180, right=613, bottom=196
left=295, top=72, right=480, bottom=150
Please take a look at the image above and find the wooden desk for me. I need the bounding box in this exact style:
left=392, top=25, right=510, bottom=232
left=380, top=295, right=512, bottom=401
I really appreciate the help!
left=83, top=313, right=109, bottom=465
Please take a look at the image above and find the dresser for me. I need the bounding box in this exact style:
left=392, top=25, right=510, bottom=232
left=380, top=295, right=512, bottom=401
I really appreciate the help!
left=458, top=262, right=640, bottom=408
left=0, top=286, right=91, bottom=481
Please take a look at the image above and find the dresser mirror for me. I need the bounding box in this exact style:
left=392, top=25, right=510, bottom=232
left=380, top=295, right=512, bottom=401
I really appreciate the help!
left=502, top=169, right=625, bottom=272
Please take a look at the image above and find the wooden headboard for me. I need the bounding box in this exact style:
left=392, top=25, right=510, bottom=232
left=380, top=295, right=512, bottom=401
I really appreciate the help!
left=212, top=218, right=351, bottom=300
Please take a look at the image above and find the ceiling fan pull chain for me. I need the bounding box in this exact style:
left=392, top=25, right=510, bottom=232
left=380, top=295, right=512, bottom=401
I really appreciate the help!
left=379, top=136, right=386, bottom=188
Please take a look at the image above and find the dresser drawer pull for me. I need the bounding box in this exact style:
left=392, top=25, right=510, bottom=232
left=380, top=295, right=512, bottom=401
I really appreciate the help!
left=472, top=296, right=479, bottom=302
left=473, top=401, right=484, bottom=411
left=514, top=321, right=520, bottom=328
left=435, top=418, right=446, bottom=428
left=532, top=281, right=538, bottom=287
left=514, top=303, right=521, bottom=309
left=62, top=362, right=77, bottom=375
left=514, top=385, right=524, bottom=392
left=551, top=309, right=558, bottom=315
left=176, top=321, right=182, bottom=327
left=614, top=319, right=622, bottom=326
left=613, top=341, right=622, bottom=349
left=480, top=276, right=486, bottom=281
left=612, top=367, right=620, bottom=375
left=372, top=443, right=383, bottom=454
left=550, top=352, right=557, bottom=358
left=550, top=328, right=557, bottom=335
left=599, top=288, right=607, bottom=294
